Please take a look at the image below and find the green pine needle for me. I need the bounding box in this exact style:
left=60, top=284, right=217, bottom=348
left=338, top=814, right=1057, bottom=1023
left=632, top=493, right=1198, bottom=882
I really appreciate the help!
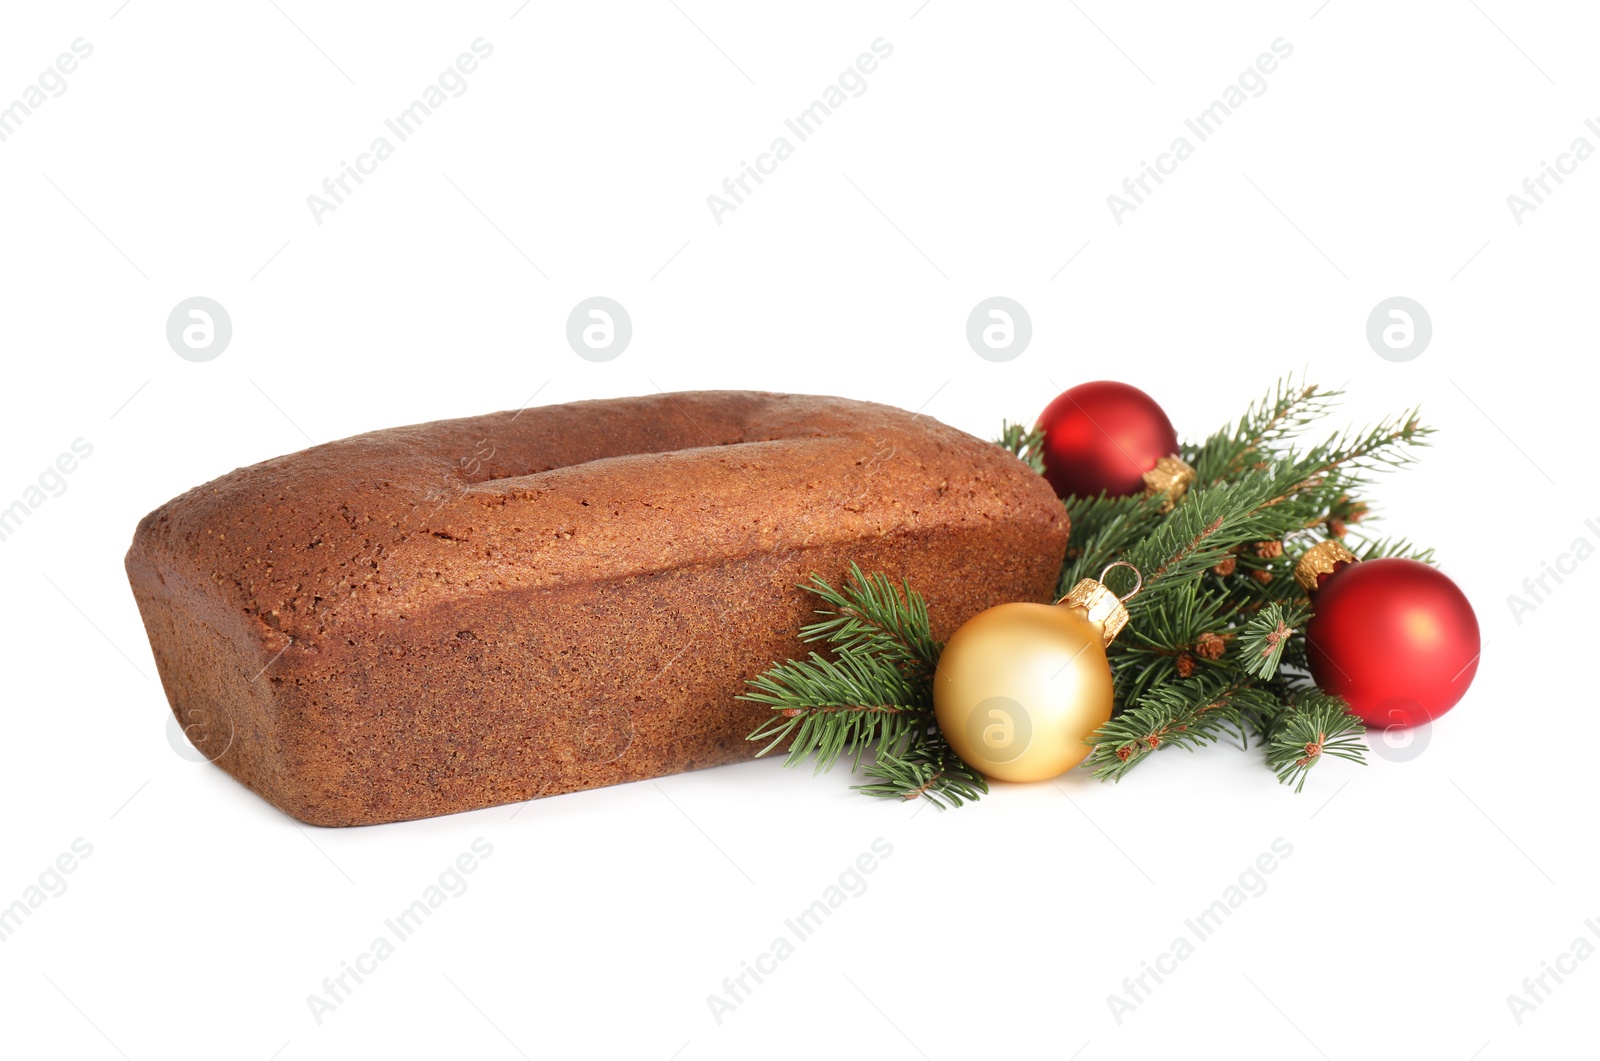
left=798, top=563, right=940, bottom=677
left=1236, top=603, right=1312, bottom=680
left=1260, top=692, right=1368, bottom=793
left=740, top=564, right=983, bottom=806
left=1083, top=678, right=1265, bottom=782
left=853, top=725, right=990, bottom=808
left=994, top=420, right=1046, bottom=475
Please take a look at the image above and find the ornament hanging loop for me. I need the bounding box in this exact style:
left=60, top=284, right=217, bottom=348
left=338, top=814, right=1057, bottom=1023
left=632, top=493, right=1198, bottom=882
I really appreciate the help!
left=1099, top=561, right=1143, bottom=603
left=1055, top=563, right=1141, bottom=647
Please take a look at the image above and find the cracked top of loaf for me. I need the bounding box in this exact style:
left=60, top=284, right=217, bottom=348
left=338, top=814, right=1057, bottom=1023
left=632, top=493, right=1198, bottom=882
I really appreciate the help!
left=127, top=390, right=1067, bottom=651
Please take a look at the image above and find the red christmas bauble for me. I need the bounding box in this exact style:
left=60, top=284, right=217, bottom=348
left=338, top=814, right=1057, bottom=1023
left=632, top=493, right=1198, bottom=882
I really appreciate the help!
left=1304, top=556, right=1480, bottom=729
left=1037, top=381, right=1179, bottom=500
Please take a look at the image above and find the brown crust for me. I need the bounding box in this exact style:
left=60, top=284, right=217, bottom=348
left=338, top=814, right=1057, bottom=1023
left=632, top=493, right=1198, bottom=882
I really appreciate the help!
left=126, top=391, right=1069, bottom=826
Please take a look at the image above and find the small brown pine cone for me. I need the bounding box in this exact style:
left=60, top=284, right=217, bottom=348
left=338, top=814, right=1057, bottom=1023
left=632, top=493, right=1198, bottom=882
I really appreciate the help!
left=1328, top=517, right=1348, bottom=539
left=1195, top=632, right=1226, bottom=660
left=1176, top=653, right=1197, bottom=678
left=1212, top=556, right=1237, bottom=577
left=1256, top=540, right=1284, bottom=559
left=1252, top=569, right=1274, bottom=585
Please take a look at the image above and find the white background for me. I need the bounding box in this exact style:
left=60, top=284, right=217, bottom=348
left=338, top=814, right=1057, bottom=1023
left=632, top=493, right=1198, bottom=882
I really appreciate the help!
left=1, top=2, right=1593, bottom=1058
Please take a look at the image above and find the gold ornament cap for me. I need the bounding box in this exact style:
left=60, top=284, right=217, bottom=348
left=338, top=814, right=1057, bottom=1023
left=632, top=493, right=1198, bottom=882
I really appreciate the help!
left=1293, top=539, right=1358, bottom=592
left=1142, top=455, right=1196, bottom=513
left=1056, top=562, right=1142, bottom=646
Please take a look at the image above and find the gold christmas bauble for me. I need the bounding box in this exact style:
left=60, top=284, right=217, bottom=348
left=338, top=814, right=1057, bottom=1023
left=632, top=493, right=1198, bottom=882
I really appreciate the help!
left=933, top=568, right=1137, bottom=783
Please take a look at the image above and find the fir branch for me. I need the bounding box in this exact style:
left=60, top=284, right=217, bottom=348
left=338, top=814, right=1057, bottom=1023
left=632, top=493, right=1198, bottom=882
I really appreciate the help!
left=799, top=563, right=940, bottom=677
left=1260, top=691, right=1367, bottom=792
left=742, top=650, right=925, bottom=771
left=1263, top=410, right=1432, bottom=512
left=1314, top=409, right=1432, bottom=476
left=994, top=420, right=1046, bottom=475
left=1120, top=477, right=1283, bottom=605
left=1187, top=375, right=1338, bottom=484
left=1057, top=492, right=1165, bottom=596
left=742, top=567, right=986, bottom=806
left=1125, top=412, right=1432, bottom=608
left=1108, top=587, right=1235, bottom=703
left=1236, top=602, right=1311, bottom=680
left=1083, top=678, right=1267, bottom=782
left=854, top=723, right=990, bottom=808
left=1351, top=535, right=1437, bottom=565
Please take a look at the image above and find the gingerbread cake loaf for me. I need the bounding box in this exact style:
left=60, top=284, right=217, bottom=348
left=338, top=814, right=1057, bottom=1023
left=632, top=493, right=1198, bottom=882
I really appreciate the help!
left=126, top=391, right=1069, bottom=826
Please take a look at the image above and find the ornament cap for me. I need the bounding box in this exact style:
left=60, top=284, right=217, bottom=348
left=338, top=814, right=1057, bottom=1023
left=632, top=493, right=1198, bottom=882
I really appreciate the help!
left=1294, top=539, right=1358, bottom=592
left=1141, top=455, right=1196, bottom=512
left=1056, top=562, right=1141, bottom=646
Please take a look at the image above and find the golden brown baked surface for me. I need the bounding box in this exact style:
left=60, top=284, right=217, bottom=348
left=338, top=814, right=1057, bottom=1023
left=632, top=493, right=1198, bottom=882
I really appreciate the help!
left=125, top=391, right=1069, bottom=826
